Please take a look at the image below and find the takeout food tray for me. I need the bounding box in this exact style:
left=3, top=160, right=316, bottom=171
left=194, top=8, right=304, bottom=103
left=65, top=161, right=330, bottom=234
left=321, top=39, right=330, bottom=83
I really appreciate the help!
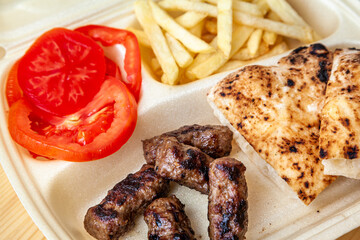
left=1, top=0, right=360, bottom=239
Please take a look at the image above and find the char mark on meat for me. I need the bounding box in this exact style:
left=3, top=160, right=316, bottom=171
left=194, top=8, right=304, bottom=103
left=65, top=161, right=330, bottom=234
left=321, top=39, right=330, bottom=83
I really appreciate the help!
left=84, top=164, right=169, bottom=240
left=154, top=136, right=215, bottom=194
left=143, top=124, right=233, bottom=164
left=144, top=195, right=196, bottom=240
left=208, top=158, right=248, bottom=240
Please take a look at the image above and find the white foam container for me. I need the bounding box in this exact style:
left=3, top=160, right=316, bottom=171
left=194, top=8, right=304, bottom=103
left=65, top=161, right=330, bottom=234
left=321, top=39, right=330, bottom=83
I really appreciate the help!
left=0, top=0, right=360, bottom=239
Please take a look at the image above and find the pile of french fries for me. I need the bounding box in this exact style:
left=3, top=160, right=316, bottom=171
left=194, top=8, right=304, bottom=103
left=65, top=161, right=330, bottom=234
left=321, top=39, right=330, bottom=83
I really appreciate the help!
left=131, top=0, right=319, bottom=85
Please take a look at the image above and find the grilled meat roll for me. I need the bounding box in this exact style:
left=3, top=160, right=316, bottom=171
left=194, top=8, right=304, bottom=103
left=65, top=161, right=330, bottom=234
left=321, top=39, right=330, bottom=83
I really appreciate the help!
left=153, top=136, right=215, bottom=194
left=144, top=195, right=196, bottom=240
left=208, top=158, right=248, bottom=240
left=143, top=124, right=233, bottom=164
left=84, top=164, right=170, bottom=240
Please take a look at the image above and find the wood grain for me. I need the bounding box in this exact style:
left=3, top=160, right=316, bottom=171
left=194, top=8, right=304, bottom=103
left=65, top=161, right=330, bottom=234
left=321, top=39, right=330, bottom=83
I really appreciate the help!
left=0, top=164, right=358, bottom=240
left=0, top=167, right=46, bottom=240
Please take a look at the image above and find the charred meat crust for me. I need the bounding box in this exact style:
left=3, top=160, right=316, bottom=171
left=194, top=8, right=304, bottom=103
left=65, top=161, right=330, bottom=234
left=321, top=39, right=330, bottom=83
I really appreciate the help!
left=154, top=136, right=214, bottom=194
left=84, top=164, right=170, bottom=240
left=208, top=158, right=248, bottom=240
left=144, top=195, right=196, bottom=240
left=143, top=124, right=233, bottom=164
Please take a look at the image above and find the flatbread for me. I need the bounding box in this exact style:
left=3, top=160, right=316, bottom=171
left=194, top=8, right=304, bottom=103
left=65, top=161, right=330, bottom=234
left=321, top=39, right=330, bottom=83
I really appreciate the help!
left=320, top=48, right=360, bottom=179
left=207, top=44, right=337, bottom=205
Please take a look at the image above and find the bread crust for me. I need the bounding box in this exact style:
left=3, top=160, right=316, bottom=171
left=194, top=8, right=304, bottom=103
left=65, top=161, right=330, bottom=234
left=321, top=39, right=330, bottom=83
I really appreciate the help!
left=207, top=44, right=337, bottom=205
left=320, top=48, right=360, bottom=179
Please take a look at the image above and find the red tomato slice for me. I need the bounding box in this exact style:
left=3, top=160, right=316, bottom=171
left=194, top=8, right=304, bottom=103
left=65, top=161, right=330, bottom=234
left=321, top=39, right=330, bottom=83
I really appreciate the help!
left=105, top=57, right=122, bottom=80
left=8, top=77, right=137, bottom=162
left=75, top=25, right=142, bottom=101
left=5, top=57, right=122, bottom=123
left=5, top=60, right=22, bottom=107
left=17, top=28, right=106, bottom=116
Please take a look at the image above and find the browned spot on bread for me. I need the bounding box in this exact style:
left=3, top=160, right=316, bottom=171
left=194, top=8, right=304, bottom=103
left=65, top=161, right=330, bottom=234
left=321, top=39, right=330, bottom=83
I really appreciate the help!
left=208, top=43, right=336, bottom=205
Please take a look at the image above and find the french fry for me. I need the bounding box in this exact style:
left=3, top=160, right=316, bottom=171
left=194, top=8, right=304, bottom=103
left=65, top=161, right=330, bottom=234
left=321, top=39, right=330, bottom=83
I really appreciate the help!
left=151, top=57, right=161, bottom=73
left=188, top=25, right=250, bottom=77
left=186, top=50, right=225, bottom=80
left=151, top=57, right=163, bottom=76
left=273, top=34, right=283, bottom=45
left=175, top=11, right=208, bottom=29
left=203, top=0, right=217, bottom=4
left=217, top=0, right=233, bottom=58
left=233, top=0, right=263, bottom=16
left=189, top=20, right=204, bottom=38
left=247, top=28, right=263, bottom=56
left=257, top=40, right=288, bottom=57
left=262, top=10, right=280, bottom=46
left=205, top=19, right=217, bottom=35
left=207, top=35, right=220, bottom=48
left=159, top=0, right=263, bottom=18
left=149, top=0, right=214, bottom=53
left=186, top=25, right=254, bottom=79
left=266, top=0, right=307, bottom=26
left=165, top=32, right=194, bottom=68
left=231, top=48, right=250, bottom=61
left=215, top=60, right=248, bottom=73
left=202, top=33, right=216, bottom=43
left=179, top=69, right=192, bottom=85
left=253, top=0, right=270, bottom=16
left=233, top=11, right=314, bottom=43
left=158, top=0, right=218, bottom=17
left=266, top=0, right=321, bottom=40
left=259, top=39, right=288, bottom=57
left=186, top=36, right=218, bottom=79
left=266, top=10, right=282, bottom=21
left=217, top=41, right=288, bottom=72
left=134, top=0, right=320, bottom=85
left=134, top=0, right=179, bottom=84
left=126, top=27, right=151, bottom=47
left=262, top=31, right=277, bottom=45
left=205, top=0, right=253, bottom=4
left=232, top=41, right=269, bottom=60
left=267, top=40, right=288, bottom=54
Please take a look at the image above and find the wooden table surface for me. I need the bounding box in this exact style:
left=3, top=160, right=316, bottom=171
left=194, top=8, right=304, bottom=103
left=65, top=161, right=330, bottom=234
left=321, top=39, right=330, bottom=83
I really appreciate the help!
left=0, top=164, right=359, bottom=240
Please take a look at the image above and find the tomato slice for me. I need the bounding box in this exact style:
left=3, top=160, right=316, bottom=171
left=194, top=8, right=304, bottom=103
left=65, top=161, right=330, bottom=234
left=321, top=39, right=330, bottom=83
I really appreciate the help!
left=8, top=77, right=137, bottom=161
left=5, top=60, right=22, bottom=107
left=5, top=57, right=122, bottom=123
left=105, top=57, right=122, bottom=80
left=75, top=25, right=142, bottom=101
left=17, top=28, right=106, bottom=116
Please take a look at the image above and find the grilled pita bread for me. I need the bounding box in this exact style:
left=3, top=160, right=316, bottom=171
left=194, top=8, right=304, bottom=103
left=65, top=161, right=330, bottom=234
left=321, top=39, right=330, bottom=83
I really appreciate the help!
left=320, top=48, right=360, bottom=179
left=207, top=44, right=337, bottom=205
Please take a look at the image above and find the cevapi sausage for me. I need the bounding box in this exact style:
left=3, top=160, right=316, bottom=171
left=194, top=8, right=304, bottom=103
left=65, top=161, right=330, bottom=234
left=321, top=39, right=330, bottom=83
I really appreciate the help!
left=84, top=164, right=169, bottom=240
left=153, top=136, right=214, bottom=194
left=143, top=124, right=233, bottom=164
left=144, top=195, right=196, bottom=240
left=208, top=157, right=248, bottom=240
